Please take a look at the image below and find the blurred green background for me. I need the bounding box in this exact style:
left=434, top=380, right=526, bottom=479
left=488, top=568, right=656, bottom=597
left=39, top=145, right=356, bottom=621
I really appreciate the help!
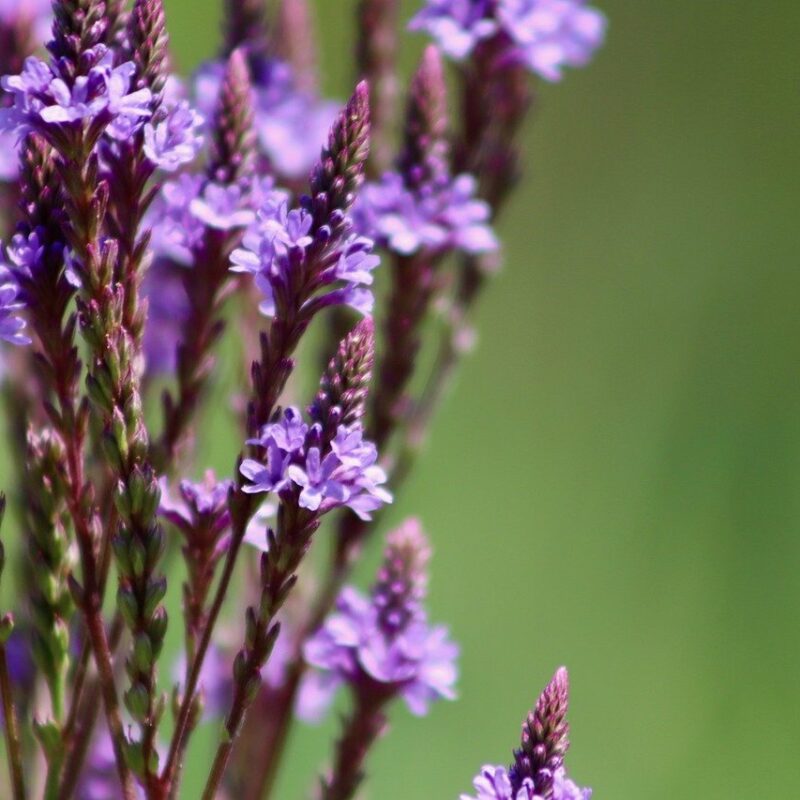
left=170, top=0, right=800, bottom=797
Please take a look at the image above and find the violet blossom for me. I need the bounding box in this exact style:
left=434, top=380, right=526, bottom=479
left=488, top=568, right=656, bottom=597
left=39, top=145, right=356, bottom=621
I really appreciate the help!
left=461, top=766, right=591, bottom=800
left=143, top=99, right=205, bottom=172
left=147, top=175, right=287, bottom=266
left=0, top=268, right=29, bottom=345
left=0, top=47, right=152, bottom=140
left=0, top=0, right=52, bottom=181
left=354, top=170, right=498, bottom=257
left=299, top=520, right=458, bottom=722
left=240, top=407, right=391, bottom=521
left=76, top=731, right=145, bottom=800
left=159, top=471, right=233, bottom=540
left=410, top=0, right=606, bottom=81
left=230, top=196, right=380, bottom=318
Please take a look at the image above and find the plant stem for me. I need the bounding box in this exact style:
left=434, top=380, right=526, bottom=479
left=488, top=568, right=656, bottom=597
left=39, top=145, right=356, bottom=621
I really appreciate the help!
left=320, top=694, right=388, bottom=800
left=57, top=613, right=125, bottom=800
left=0, top=640, right=26, bottom=800
left=160, top=523, right=248, bottom=790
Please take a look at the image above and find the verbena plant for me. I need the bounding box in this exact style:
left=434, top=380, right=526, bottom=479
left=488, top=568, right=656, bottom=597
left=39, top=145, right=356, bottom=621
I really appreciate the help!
left=0, top=1, right=605, bottom=797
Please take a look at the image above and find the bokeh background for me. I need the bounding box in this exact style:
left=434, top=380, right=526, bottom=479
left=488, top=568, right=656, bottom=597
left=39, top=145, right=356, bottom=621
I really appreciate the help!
left=3, top=1, right=800, bottom=798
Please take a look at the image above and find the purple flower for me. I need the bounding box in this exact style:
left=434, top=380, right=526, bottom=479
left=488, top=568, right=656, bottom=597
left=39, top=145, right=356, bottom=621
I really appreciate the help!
left=0, top=268, right=29, bottom=345
left=461, top=766, right=591, bottom=800
left=410, top=0, right=606, bottom=81
left=193, top=56, right=338, bottom=180
left=143, top=100, right=205, bottom=172
left=146, top=174, right=206, bottom=265
left=159, top=471, right=233, bottom=541
left=299, top=521, right=458, bottom=721
left=461, top=766, right=537, bottom=800
left=284, top=424, right=390, bottom=519
left=240, top=407, right=307, bottom=496
left=465, top=668, right=591, bottom=800
left=230, top=198, right=379, bottom=319
left=148, top=176, right=286, bottom=267
left=497, top=0, right=607, bottom=81
left=240, top=408, right=391, bottom=520
left=3, top=229, right=47, bottom=281
left=410, top=0, right=499, bottom=60
left=354, top=171, right=498, bottom=257
left=189, top=182, right=255, bottom=231
left=1, top=47, right=152, bottom=138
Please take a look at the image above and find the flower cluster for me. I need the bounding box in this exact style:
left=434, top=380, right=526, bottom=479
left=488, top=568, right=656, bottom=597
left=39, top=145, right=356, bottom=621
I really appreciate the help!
left=142, top=99, right=205, bottom=172
left=411, top=0, right=606, bottom=81
left=194, top=55, right=338, bottom=180
left=147, top=172, right=287, bottom=264
left=0, top=268, right=29, bottom=345
left=300, top=520, right=458, bottom=721
left=355, top=171, right=498, bottom=257
left=1, top=46, right=152, bottom=140
left=231, top=194, right=379, bottom=317
left=462, top=765, right=591, bottom=800
left=0, top=0, right=52, bottom=180
left=159, top=471, right=233, bottom=541
left=240, top=407, right=390, bottom=520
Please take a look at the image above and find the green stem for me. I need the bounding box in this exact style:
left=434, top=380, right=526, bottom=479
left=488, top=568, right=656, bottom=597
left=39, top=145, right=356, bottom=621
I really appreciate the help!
left=0, top=641, right=26, bottom=800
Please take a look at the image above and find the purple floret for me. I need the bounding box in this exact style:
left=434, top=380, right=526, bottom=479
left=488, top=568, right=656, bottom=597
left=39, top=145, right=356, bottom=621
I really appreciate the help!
left=159, top=470, right=233, bottom=540
left=461, top=765, right=536, bottom=800
left=299, top=520, right=458, bottom=721
left=461, top=766, right=591, bottom=800
left=0, top=0, right=52, bottom=45
left=231, top=197, right=379, bottom=319
left=148, top=175, right=288, bottom=267
left=410, top=0, right=606, bottom=81
left=1, top=47, right=152, bottom=138
left=76, top=730, right=145, bottom=800
left=354, top=171, right=498, bottom=257
left=0, top=267, right=30, bottom=345
left=240, top=407, right=391, bottom=521
left=410, top=0, right=499, bottom=60
left=497, top=0, right=607, bottom=81
left=143, top=100, right=205, bottom=172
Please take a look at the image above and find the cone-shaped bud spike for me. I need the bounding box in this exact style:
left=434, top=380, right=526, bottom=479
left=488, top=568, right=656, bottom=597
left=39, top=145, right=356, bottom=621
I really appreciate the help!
left=309, top=81, right=371, bottom=220
left=371, top=519, right=431, bottom=635
left=128, top=0, right=170, bottom=101
left=19, top=135, right=63, bottom=230
left=399, top=45, right=449, bottom=190
left=310, top=318, right=375, bottom=429
left=511, top=667, right=571, bottom=798
left=207, top=48, right=257, bottom=185
left=48, top=0, right=109, bottom=70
